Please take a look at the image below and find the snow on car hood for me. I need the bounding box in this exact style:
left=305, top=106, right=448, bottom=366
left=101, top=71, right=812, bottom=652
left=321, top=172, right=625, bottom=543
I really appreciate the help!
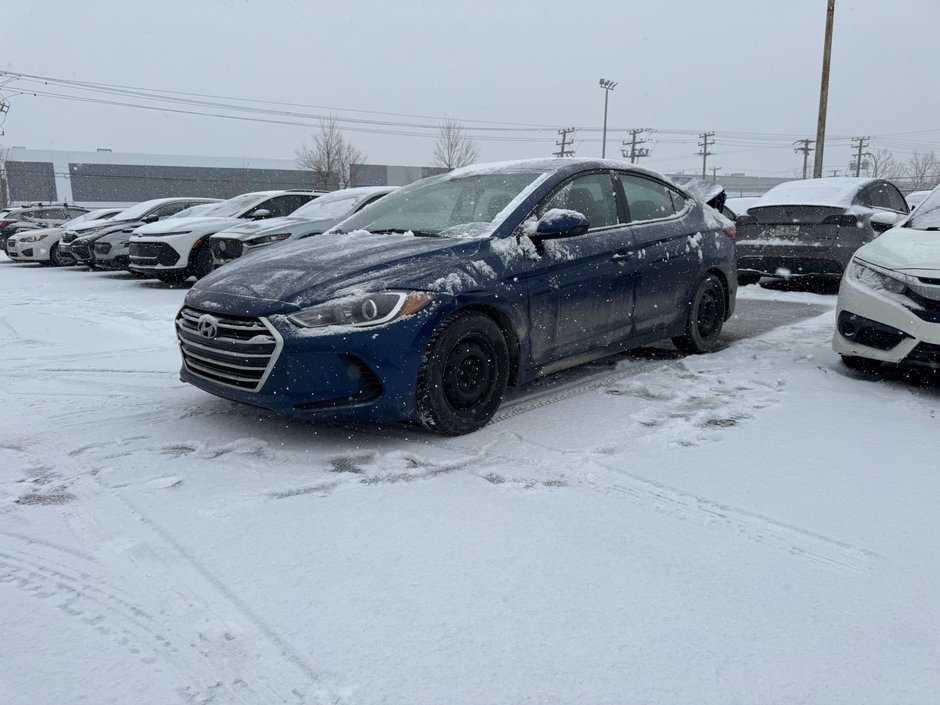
left=854, top=227, right=940, bottom=274
left=134, top=216, right=243, bottom=236
left=213, top=216, right=306, bottom=237
left=186, top=232, right=493, bottom=316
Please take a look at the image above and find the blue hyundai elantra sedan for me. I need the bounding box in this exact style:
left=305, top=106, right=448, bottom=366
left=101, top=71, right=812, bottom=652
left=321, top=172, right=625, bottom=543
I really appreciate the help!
left=176, top=159, right=737, bottom=434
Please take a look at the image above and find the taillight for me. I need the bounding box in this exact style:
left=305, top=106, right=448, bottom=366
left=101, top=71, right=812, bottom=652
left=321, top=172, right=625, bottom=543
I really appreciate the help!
left=722, top=225, right=737, bottom=240
left=0, top=220, right=14, bottom=229
left=822, top=213, right=857, bottom=227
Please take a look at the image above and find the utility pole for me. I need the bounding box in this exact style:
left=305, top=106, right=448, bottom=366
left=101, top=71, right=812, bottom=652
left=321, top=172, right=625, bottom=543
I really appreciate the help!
left=794, top=138, right=815, bottom=179
left=553, top=127, right=576, bottom=158
left=850, top=136, right=870, bottom=176
left=621, top=128, right=651, bottom=163
left=598, top=78, right=617, bottom=158
left=813, top=0, right=836, bottom=178
left=710, top=166, right=721, bottom=183
left=697, top=131, right=715, bottom=179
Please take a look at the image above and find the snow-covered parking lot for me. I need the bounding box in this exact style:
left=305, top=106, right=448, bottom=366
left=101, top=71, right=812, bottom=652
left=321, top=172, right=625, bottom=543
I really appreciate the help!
left=2, top=257, right=938, bottom=705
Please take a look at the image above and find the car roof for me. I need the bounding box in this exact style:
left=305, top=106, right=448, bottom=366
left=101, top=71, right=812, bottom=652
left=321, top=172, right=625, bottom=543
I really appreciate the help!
left=751, top=177, right=881, bottom=209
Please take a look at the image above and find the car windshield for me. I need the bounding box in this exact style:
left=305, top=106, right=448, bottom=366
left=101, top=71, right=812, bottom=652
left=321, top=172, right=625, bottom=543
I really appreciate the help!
left=185, top=193, right=268, bottom=218
left=171, top=203, right=220, bottom=219
left=289, top=192, right=368, bottom=221
left=337, top=171, right=544, bottom=237
left=906, top=186, right=940, bottom=230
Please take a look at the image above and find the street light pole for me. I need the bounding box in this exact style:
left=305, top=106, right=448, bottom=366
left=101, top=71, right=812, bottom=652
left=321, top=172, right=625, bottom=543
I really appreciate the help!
left=599, top=79, right=617, bottom=158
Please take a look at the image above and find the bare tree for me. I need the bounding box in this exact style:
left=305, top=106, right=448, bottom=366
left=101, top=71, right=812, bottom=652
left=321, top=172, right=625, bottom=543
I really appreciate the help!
left=296, top=116, right=366, bottom=190
left=904, top=151, right=940, bottom=191
left=432, top=119, right=479, bottom=170
left=865, top=148, right=900, bottom=179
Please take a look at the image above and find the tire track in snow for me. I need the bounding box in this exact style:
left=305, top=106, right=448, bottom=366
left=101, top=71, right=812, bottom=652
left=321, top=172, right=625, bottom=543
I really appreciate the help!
left=56, top=485, right=353, bottom=704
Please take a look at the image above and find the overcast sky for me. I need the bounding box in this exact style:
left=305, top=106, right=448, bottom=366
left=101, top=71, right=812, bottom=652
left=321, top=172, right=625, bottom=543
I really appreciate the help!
left=3, top=0, right=939, bottom=178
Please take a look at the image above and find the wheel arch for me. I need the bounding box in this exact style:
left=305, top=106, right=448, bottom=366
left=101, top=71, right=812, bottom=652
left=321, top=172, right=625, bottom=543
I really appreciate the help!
left=453, top=303, right=522, bottom=386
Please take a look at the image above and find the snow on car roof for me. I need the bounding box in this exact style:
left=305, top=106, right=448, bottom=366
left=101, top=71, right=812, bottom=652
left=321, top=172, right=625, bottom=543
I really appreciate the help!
left=751, top=177, right=878, bottom=209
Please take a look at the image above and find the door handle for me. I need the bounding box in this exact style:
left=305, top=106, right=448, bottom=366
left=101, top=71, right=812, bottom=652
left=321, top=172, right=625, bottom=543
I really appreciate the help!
left=611, top=251, right=634, bottom=262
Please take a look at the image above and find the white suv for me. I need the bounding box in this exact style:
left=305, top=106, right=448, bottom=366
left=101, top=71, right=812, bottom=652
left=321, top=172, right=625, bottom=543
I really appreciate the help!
left=128, top=190, right=321, bottom=282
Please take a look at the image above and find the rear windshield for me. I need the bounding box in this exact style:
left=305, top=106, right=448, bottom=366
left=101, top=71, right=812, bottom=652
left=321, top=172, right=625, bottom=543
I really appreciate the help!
left=906, top=187, right=940, bottom=231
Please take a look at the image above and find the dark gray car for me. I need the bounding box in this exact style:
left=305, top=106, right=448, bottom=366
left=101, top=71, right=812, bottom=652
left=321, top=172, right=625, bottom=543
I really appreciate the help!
left=735, top=177, right=909, bottom=285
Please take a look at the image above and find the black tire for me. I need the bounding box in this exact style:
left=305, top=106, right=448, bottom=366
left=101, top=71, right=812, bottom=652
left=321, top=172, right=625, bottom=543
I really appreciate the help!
left=737, top=272, right=760, bottom=286
left=155, top=270, right=188, bottom=284
left=416, top=312, right=510, bottom=435
left=841, top=355, right=882, bottom=373
left=189, top=245, right=215, bottom=280
left=49, top=243, right=74, bottom=267
left=672, top=274, right=727, bottom=354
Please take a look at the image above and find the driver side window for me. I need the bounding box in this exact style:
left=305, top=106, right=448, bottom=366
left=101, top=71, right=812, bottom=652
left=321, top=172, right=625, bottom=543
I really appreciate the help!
left=537, top=173, right=619, bottom=230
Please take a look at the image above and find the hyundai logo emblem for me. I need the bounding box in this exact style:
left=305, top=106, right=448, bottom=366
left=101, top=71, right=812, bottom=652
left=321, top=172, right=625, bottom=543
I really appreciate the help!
left=197, top=315, right=219, bottom=339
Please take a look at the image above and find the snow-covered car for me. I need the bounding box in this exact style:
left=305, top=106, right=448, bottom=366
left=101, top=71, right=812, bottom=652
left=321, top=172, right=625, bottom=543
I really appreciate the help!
left=129, top=190, right=321, bottom=282
left=210, top=186, right=396, bottom=267
left=0, top=204, right=90, bottom=253
left=833, top=183, right=940, bottom=371
left=906, top=190, right=932, bottom=210
left=93, top=202, right=223, bottom=271
left=64, top=197, right=220, bottom=268
left=735, top=178, right=909, bottom=285
left=5, top=208, right=123, bottom=265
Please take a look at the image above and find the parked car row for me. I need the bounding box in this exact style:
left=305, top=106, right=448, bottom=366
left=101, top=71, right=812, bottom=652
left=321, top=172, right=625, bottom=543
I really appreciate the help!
left=5, top=164, right=937, bottom=434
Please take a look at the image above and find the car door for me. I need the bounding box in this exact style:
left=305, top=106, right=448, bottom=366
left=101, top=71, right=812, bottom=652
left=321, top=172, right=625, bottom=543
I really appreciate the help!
left=521, top=171, right=638, bottom=367
left=618, top=173, right=701, bottom=336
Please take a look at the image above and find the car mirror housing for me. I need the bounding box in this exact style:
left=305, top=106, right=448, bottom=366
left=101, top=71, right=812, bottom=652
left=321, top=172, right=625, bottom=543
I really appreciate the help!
left=870, top=211, right=901, bottom=232
left=250, top=209, right=272, bottom=220
left=141, top=214, right=159, bottom=223
left=533, top=209, right=590, bottom=239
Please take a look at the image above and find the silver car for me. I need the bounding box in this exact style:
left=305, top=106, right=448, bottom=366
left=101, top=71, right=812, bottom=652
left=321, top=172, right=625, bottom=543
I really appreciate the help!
left=209, top=186, right=396, bottom=266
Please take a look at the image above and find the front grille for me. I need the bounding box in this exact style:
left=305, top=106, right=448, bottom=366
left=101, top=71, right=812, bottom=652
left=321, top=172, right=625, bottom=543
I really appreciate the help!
left=129, top=242, right=181, bottom=267
left=176, top=307, right=281, bottom=391
left=211, top=238, right=244, bottom=262
left=71, top=242, right=92, bottom=260
left=94, top=241, right=112, bottom=255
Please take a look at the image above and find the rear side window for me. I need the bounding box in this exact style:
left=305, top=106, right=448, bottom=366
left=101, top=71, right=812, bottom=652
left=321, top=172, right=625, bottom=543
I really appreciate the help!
left=858, top=183, right=907, bottom=213
left=537, top=173, right=619, bottom=230
left=619, top=174, right=676, bottom=222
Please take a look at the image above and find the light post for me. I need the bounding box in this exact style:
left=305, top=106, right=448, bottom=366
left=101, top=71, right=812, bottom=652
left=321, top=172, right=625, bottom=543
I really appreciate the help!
left=599, top=78, right=617, bottom=158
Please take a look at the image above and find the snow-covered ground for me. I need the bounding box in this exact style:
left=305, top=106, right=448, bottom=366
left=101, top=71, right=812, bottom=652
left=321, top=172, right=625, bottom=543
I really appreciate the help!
left=1, top=257, right=938, bottom=705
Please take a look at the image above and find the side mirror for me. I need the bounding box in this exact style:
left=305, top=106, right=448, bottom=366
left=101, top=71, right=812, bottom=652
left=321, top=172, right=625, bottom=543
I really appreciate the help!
left=532, top=209, right=590, bottom=239
left=870, top=211, right=901, bottom=232
left=250, top=208, right=272, bottom=220
left=141, top=214, right=159, bottom=223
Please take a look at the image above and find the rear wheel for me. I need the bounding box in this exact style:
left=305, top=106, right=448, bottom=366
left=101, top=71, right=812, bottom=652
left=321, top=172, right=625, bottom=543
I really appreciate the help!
left=673, top=274, right=727, bottom=354
left=416, top=312, right=510, bottom=435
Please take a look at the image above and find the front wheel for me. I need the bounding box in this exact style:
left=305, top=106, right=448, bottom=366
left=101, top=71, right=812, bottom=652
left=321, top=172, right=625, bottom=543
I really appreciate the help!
left=672, top=274, right=727, bottom=354
left=416, top=312, right=510, bottom=435
left=50, top=243, right=75, bottom=267
left=189, top=245, right=215, bottom=280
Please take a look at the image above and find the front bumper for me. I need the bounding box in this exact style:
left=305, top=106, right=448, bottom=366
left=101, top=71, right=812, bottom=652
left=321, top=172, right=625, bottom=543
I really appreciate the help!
left=178, top=305, right=443, bottom=422
left=832, top=273, right=940, bottom=367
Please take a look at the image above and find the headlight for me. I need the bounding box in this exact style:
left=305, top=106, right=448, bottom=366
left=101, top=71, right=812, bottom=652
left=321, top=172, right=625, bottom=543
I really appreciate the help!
left=288, top=291, right=435, bottom=329
left=18, top=233, right=49, bottom=243
left=848, top=259, right=912, bottom=295
left=248, top=233, right=291, bottom=246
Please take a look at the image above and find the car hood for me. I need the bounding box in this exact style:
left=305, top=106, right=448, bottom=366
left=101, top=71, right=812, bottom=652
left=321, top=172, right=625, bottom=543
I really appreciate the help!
left=135, top=216, right=242, bottom=236
left=855, top=227, right=940, bottom=275
left=186, top=232, right=493, bottom=316
left=10, top=226, right=64, bottom=240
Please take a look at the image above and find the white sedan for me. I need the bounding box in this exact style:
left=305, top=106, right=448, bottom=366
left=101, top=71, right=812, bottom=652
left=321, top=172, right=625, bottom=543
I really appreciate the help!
left=833, top=184, right=940, bottom=371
